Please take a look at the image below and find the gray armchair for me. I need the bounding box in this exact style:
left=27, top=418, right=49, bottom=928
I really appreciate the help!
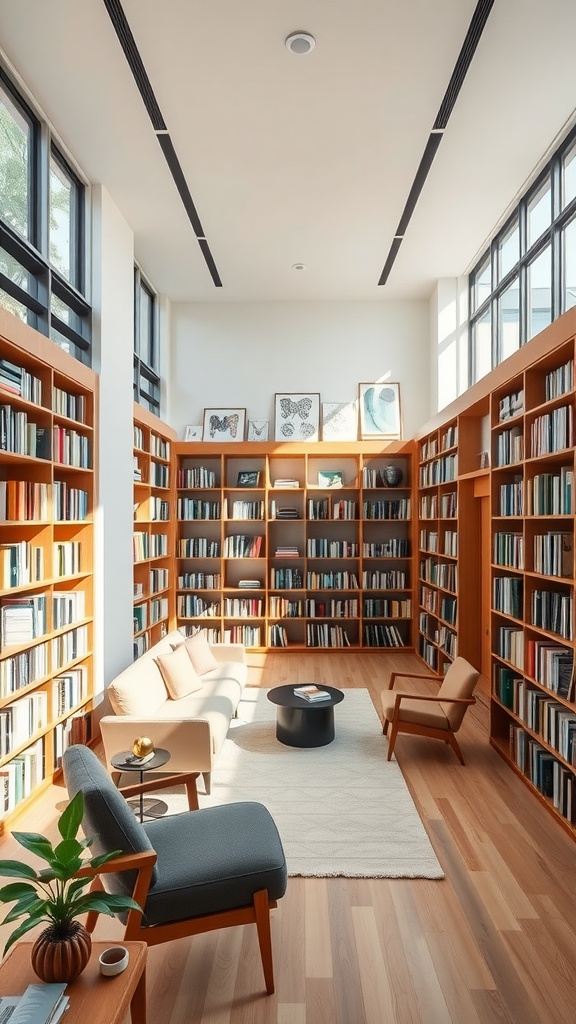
left=62, top=745, right=287, bottom=994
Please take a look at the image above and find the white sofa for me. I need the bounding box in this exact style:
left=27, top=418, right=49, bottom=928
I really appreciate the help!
left=99, top=630, right=247, bottom=793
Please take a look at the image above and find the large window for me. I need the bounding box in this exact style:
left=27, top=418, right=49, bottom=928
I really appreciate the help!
left=0, top=66, right=90, bottom=362
left=134, top=266, right=160, bottom=414
left=469, top=123, right=576, bottom=383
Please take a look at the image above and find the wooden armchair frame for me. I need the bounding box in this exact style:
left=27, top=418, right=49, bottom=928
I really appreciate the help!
left=383, top=670, right=476, bottom=765
left=76, top=772, right=278, bottom=994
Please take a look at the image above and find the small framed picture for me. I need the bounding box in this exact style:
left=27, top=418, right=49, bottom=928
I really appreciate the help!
left=322, top=401, right=358, bottom=442
left=358, top=382, right=402, bottom=439
left=318, top=470, right=343, bottom=489
left=237, top=470, right=261, bottom=487
left=247, top=419, right=269, bottom=441
left=275, top=393, right=320, bottom=442
left=184, top=424, right=202, bottom=441
left=202, top=408, right=246, bottom=442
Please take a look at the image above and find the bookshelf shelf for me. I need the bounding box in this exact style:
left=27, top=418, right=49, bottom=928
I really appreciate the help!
left=173, top=442, right=415, bottom=651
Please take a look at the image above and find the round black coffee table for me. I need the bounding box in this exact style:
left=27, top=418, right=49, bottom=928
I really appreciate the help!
left=267, top=685, right=345, bottom=748
left=111, top=747, right=171, bottom=822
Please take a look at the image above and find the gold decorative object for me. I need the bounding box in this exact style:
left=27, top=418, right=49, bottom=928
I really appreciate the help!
left=132, top=736, right=154, bottom=758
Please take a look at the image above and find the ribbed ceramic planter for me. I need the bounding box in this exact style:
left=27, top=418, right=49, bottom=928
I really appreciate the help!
left=31, top=921, right=92, bottom=983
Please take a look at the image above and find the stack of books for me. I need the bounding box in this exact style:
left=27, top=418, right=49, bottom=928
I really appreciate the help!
left=273, top=479, right=299, bottom=488
left=238, top=579, right=261, bottom=589
left=0, top=982, right=68, bottom=1023
left=293, top=684, right=331, bottom=702
left=275, top=546, right=299, bottom=558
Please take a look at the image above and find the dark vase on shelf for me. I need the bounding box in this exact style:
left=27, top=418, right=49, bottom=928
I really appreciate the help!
left=381, top=465, right=403, bottom=487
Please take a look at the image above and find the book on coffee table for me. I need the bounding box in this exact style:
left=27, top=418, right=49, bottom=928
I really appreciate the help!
left=293, top=685, right=331, bottom=702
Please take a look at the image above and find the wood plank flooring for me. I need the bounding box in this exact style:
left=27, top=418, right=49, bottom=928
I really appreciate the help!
left=1, top=651, right=575, bottom=1023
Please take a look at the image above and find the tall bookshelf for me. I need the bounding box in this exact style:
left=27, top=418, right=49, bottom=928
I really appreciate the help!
left=0, top=309, right=97, bottom=831
left=133, top=405, right=176, bottom=658
left=416, top=307, right=576, bottom=841
left=174, top=441, right=416, bottom=651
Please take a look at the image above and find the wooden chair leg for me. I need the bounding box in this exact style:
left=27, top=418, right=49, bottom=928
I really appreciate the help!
left=382, top=717, right=389, bottom=736
left=387, top=721, right=399, bottom=761
left=185, top=775, right=199, bottom=810
left=202, top=771, right=211, bottom=795
left=447, top=732, right=465, bottom=766
left=253, top=889, right=274, bottom=995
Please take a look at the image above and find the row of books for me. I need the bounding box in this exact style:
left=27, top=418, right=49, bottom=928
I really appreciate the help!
left=1, top=594, right=47, bottom=647
left=150, top=567, right=170, bottom=591
left=362, top=467, right=407, bottom=487
left=52, top=591, right=86, bottom=630
left=0, top=541, right=44, bottom=588
left=306, top=623, right=351, bottom=648
left=151, top=497, right=170, bottom=521
left=176, top=596, right=220, bottom=617
left=419, top=492, right=458, bottom=519
left=363, top=540, right=410, bottom=557
left=0, top=405, right=50, bottom=459
left=530, top=589, right=573, bottom=640
left=52, top=425, right=91, bottom=468
left=364, top=624, right=406, bottom=647
left=498, top=388, right=524, bottom=421
left=533, top=532, right=573, bottom=578
left=509, top=728, right=576, bottom=824
left=0, top=480, right=48, bottom=522
left=223, top=534, right=263, bottom=558
left=493, top=575, right=523, bottom=618
left=223, top=598, right=264, bottom=616
left=493, top=531, right=524, bottom=569
left=362, top=570, right=407, bottom=588
left=178, top=572, right=220, bottom=589
left=54, top=541, right=82, bottom=577
left=0, top=737, right=43, bottom=817
left=363, top=499, right=411, bottom=520
left=177, top=466, right=217, bottom=487
left=150, top=597, right=169, bottom=624
left=495, top=425, right=523, bottom=466
left=53, top=384, right=87, bottom=423
left=150, top=463, right=169, bottom=487
left=0, top=642, right=49, bottom=698
left=0, top=357, right=42, bottom=403
left=0, top=691, right=47, bottom=757
left=178, top=538, right=220, bottom=557
left=527, top=467, right=573, bottom=515
left=529, top=404, right=573, bottom=457
left=419, top=454, right=457, bottom=486
left=306, top=539, right=360, bottom=557
left=53, top=667, right=87, bottom=719
left=499, top=478, right=523, bottom=516
left=177, top=498, right=221, bottom=520
left=419, top=558, right=457, bottom=590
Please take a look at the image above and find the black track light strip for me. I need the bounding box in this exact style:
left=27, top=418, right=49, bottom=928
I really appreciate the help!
left=102, top=0, right=222, bottom=286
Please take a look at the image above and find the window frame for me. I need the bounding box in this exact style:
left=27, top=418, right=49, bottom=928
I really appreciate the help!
left=469, top=122, right=576, bottom=384
left=134, top=265, right=160, bottom=415
left=0, top=62, right=90, bottom=363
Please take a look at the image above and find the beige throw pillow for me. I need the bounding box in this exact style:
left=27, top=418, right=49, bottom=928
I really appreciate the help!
left=183, top=631, right=219, bottom=675
left=155, top=643, right=203, bottom=700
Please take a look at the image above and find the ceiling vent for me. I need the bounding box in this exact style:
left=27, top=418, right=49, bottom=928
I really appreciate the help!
left=285, top=32, right=316, bottom=55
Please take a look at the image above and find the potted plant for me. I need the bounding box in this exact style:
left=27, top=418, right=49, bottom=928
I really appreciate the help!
left=0, top=791, right=140, bottom=982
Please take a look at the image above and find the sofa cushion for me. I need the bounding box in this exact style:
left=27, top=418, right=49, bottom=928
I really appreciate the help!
left=108, top=657, right=168, bottom=716
left=155, top=644, right=203, bottom=700
left=181, top=631, right=219, bottom=675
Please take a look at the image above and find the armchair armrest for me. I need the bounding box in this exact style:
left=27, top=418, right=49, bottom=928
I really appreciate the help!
left=391, top=691, right=476, bottom=717
left=76, top=849, right=156, bottom=937
left=388, top=671, right=442, bottom=690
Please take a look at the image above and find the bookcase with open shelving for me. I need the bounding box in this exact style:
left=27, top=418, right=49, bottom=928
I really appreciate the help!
left=417, top=419, right=459, bottom=673
left=489, top=337, right=576, bottom=838
left=416, top=309, right=576, bottom=842
left=0, top=310, right=96, bottom=831
left=174, top=441, right=415, bottom=651
left=133, top=405, right=176, bottom=659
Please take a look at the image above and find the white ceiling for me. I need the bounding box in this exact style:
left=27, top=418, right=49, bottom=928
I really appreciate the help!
left=1, top=0, right=576, bottom=303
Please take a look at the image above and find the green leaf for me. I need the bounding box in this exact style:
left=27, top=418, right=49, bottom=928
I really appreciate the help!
left=11, top=833, right=55, bottom=864
left=73, top=892, right=141, bottom=916
left=67, top=878, right=91, bottom=898
left=3, top=895, right=47, bottom=923
left=51, top=859, right=83, bottom=882
left=89, top=849, right=124, bottom=869
left=0, top=861, right=37, bottom=881
left=54, top=838, right=84, bottom=865
left=36, top=868, right=57, bottom=883
left=3, top=914, right=49, bottom=955
left=0, top=881, right=37, bottom=902
left=58, top=792, right=84, bottom=842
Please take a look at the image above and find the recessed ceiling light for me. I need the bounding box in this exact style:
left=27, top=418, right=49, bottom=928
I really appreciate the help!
left=285, top=32, right=316, bottom=55
left=292, top=263, right=307, bottom=271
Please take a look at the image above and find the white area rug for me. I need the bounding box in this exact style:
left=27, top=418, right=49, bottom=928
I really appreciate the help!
left=162, top=688, right=444, bottom=879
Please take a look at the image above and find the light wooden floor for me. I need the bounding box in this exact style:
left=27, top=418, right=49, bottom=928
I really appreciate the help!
left=2, top=651, right=576, bottom=1023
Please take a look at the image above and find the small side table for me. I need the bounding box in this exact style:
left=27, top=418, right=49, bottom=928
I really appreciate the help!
left=0, top=941, right=147, bottom=1024
left=111, top=748, right=171, bottom=822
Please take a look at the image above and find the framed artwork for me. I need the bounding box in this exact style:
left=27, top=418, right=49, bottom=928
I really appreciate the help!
left=202, top=408, right=246, bottom=442
left=318, top=470, right=343, bottom=489
left=358, top=382, right=402, bottom=439
left=274, top=393, right=320, bottom=442
left=237, top=470, right=261, bottom=487
left=321, top=401, right=358, bottom=442
left=183, top=424, right=202, bottom=441
left=247, top=419, right=269, bottom=441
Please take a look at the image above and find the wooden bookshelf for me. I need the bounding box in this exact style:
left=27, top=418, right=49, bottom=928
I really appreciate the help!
left=173, top=441, right=416, bottom=651
left=417, top=306, right=576, bottom=841
left=133, top=404, right=176, bottom=658
left=0, top=308, right=97, bottom=832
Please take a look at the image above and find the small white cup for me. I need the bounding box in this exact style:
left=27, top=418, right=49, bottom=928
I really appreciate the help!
left=99, top=945, right=129, bottom=976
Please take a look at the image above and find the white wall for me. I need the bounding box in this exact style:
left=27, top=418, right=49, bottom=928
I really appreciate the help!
left=170, top=300, right=430, bottom=440
left=429, top=278, right=470, bottom=417
left=91, top=186, right=135, bottom=702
